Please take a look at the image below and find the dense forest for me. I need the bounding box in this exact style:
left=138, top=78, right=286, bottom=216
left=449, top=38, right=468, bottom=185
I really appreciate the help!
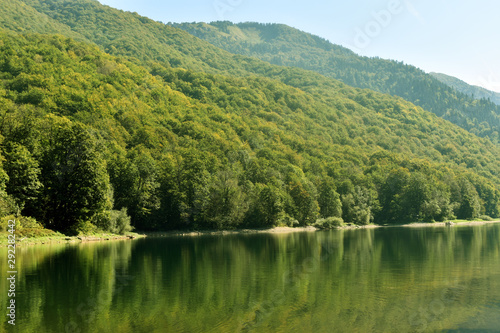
left=0, top=0, right=499, bottom=235
left=173, top=22, right=500, bottom=143
left=430, top=72, right=500, bottom=106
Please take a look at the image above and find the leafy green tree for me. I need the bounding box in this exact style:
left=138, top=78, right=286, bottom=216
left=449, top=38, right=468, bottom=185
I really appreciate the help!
left=456, top=177, right=481, bottom=220
left=126, top=147, right=161, bottom=228
left=318, top=178, right=342, bottom=219
left=341, top=185, right=374, bottom=225
left=246, top=183, right=285, bottom=227
left=108, top=208, right=133, bottom=234
left=157, top=148, right=214, bottom=229
left=204, top=168, right=248, bottom=229
left=420, top=188, right=454, bottom=222
left=287, top=179, right=319, bottom=225
left=38, top=117, right=112, bottom=233
left=107, top=154, right=136, bottom=211
left=403, top=173, right=430, bottom=222
left=3, top=143, right=42, bottom=213
left=377, top=168, right=411, bottom=223
left=0, top=152, right=16, bottom=217
left=470, top=178, right=500, bottom=218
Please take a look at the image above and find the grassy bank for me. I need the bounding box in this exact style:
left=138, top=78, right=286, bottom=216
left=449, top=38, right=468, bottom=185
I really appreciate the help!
left=0, top=227, right=144, bottom=247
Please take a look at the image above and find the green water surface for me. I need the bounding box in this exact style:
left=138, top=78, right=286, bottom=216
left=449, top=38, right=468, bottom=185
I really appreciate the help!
left=2, top=224, right=500, bottom=332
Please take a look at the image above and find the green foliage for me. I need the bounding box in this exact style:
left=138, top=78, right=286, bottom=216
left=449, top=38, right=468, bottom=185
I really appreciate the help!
left=68, top=219, right=98, bottom=236
left=108, top=208, right=133, bottom=234
left=3, top=142, right=42, bottom=212
left=0, top=152, right=16, bottom=217
left=89, top=206, right=133, bottom=235
left=318, top=179, right=342, bottom=219
left=313, top=216, right=344, bottom=229
left=36, top=116, right=112, bottom=232
left=204, top=169, right=248, bottom=229
left=285, top=171, right=319, bottom=225
left=455, top=177, right=481, bottom=220
left=341, top=186, right=374, bottom=226
left=174, top=22, right=500, bottom=143
left=0, top=214, right=41, bottom=230
left=0, top=3, right=499, bottom=233
left=277, top=214, right=299, bottom=227
left=246, top=183, right=286, bottom=227
left=430, top=72, right=500, bottom=106
left=0, top=193, right=16, bottom=218
left=0, top=214, right=41, bottom=231
left=125, top=147, right=161, bottom=226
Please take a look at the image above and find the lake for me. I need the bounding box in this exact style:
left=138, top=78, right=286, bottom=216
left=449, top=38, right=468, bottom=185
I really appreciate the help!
left=2, top=224, right=500, bottom=332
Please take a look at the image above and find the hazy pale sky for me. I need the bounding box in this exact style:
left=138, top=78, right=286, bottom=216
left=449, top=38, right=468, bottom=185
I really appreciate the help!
left=97, top=0, right=500, bottom=92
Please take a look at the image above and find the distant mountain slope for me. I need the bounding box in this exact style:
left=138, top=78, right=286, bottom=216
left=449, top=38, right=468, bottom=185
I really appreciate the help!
left=0, top=0, right=88, bottom=41
left=430, top=72, right=500, bottom=105
left=173, top=22, right=500, bottom=143
left=6, top=1, right=500, bottom=143
left=16, top=0, right=265, bottom=76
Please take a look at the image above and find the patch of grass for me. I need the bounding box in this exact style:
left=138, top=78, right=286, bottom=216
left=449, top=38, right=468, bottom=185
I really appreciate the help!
left=0, top=226, right=144, bottom=246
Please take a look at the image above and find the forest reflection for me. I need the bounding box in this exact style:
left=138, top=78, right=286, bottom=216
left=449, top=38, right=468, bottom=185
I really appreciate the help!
left=2, top=225, right=500, bottom=332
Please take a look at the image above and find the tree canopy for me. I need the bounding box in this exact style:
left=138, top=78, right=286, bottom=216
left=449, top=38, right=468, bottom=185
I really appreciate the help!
left=0, top=1, right=499, bottom=233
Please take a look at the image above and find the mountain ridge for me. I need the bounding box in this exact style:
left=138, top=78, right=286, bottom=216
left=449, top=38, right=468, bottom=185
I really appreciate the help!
left=172, top=21, right=500, bottom=143
left=15, top=0, right=500, bottom=143
left=430, top=72, right=500, bottom=105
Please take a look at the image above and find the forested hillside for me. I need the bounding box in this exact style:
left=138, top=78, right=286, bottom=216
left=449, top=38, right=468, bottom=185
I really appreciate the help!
left=13, top=0, right=500, bottom=142
left=0, top=0, right=499, bottom=235
left=430, top=72, right=500, bottom=106
left=173, top=22, right=500, bottom=143
left=16, top=0, right=259, bottom=76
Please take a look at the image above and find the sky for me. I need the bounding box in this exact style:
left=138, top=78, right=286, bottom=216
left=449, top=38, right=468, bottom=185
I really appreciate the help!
left=97, top=0, right=500, bottom=93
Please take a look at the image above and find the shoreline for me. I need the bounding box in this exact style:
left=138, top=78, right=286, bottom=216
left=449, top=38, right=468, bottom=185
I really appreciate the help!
left=393, top=220, right=500, bottom=228
left=141, top=219, right=500, bottom=237
left=0, top=232, right=145, bottom=247
left=142, top=226, right=319, bottom=238
left=3, top=220, right=500, bottom=246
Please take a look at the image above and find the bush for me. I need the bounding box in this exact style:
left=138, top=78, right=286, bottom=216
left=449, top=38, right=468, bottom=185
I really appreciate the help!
left=68, top=220, right=98, bottom=236
left=109, top=208, right=133, bottom=234
left=0, top=215, right=41, bottom=231
left=277, top=214, right=299, bottom=227
left=313, top=217, right=344, bottom=229
left=93, top=210, right=112, bottom=232
left=17, top=228, right=60, bottom=238
left=479, top=215, right=493, bottom=221
left=0, top=215, right=15, bottom=232
left=93, top=208, right=133, bottom=234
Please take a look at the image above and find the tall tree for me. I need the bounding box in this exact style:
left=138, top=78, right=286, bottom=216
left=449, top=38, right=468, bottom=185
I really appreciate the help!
left=38, top=117, right=112, bottom=232
left=456, top=177, right=481, bottom=220
left=318, top=178, right=342, bottom=219
left=3, top=143, right=42, bottom=214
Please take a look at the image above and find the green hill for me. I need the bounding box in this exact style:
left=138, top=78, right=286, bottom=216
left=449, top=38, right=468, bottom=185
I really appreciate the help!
left=0, top=0, right=88, bottom=41
left=0, top=1, right=499, bottom=234
left=172, top=21, right=500, bottom=142
left=13, top=1, right=500, bottom=142
left=16, top=0, right=261, bottom=76
left=430, top=72, right=500, bottom=105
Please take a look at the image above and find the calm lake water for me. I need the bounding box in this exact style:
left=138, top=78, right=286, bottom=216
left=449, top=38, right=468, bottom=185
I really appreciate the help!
left=2, top=224, right=500, bottom=332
